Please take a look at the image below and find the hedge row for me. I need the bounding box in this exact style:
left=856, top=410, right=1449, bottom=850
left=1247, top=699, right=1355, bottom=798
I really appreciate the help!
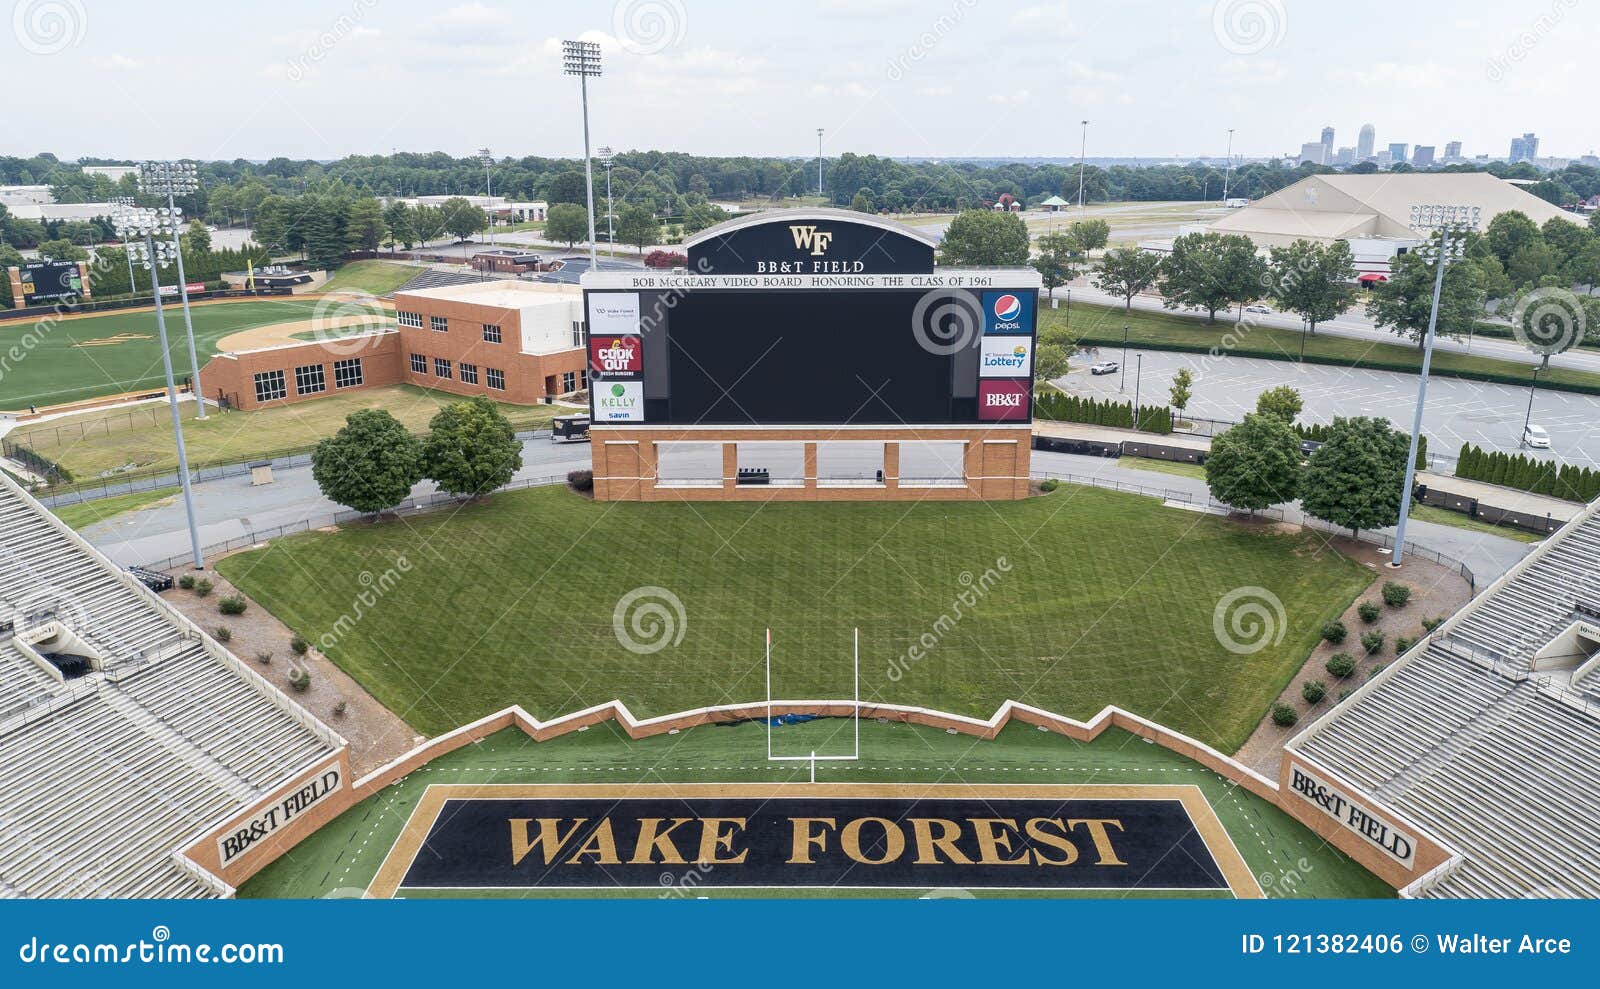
left=1297, top=422, right=1428, bottom=470
left=1034, top=392, right=1173, bottom=435
left=1455, top=443, right=1600, bottom=502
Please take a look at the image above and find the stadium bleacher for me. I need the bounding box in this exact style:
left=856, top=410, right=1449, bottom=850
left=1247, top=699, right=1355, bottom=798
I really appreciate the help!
left=1291, top=499, right=1600, bottom=898
left=0, top=474, right=342, bottom=898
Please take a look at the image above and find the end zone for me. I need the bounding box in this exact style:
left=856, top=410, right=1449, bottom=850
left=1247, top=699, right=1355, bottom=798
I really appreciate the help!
left=368, top=783, right=1263, bottom=898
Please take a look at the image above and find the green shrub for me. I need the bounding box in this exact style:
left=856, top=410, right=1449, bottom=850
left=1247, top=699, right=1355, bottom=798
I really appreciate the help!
left=1382, top=581, right=1411, bottom=607
left=1421, top=616, right=1444, bottom=633
left=289, top=666, right=312, bottom=692
left=290, top=635, right=309, bottom=656
left=1325, top=653, right=1357, bottom=678
left=194, top=578, right=214, bottom=597
left=1357, top=601, right=1381, bottom=624
left=212, top=626, right=232, bottom=643
left=1338, top=689, right=1355, bottom=702
left=1301, top=679, right=1327, bottom=704
left=567, top=469, right=594, bottom=492
left=1320, top=620, right=1347, bottom=644
left=1271, top=703, right=1298, bottom=727
left=1367, top=664, right=1387, bottom=679
left=1395, top=635, right=1416, bottom=655
left=254, top=651, right=272, bottom=664
left=178, top=574, right=196, bottom=590
left=218, top=595, right=247, bottom=616
left=1361, top=630, right=1385, bottom=655
left=333, top=700, right=348, bottom=717
left=1039, top=478, right=1060, bottom=493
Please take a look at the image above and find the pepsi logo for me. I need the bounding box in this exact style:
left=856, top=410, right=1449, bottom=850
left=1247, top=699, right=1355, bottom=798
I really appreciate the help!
left=993, top=294, right=1022, bottom=321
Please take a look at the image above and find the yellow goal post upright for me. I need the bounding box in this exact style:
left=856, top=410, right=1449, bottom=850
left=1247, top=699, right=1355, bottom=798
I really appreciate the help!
left=764, top=627, right=860, bottom=782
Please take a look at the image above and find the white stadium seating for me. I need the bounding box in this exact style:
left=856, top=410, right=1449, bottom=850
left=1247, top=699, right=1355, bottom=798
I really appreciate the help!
left=1293, top=501, right=1600, bottom=898
left=0, top=475, right=341, bottom=898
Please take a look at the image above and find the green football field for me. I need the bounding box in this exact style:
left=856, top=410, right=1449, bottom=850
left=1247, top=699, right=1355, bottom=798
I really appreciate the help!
left=237, top=720, right=1391, bottom=899
left=216, top=483, right=1372, bottom=752
left=0, top=299, right=333, bottom=409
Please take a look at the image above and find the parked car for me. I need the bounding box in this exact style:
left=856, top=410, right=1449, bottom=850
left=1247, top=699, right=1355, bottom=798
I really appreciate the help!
left=1523, top=424, right=1551, bottom=449
left=1089, top=361, right=1120, bottom=375
left=1244, top=305, right=1272, bottom=314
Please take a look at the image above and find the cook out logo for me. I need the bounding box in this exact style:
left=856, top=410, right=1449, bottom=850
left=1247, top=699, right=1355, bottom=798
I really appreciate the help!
left=591, top=335, right=642, bottom=373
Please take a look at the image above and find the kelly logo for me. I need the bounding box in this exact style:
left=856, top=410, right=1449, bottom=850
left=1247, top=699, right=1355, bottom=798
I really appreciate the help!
left=789, top=225, right=835, bottom=256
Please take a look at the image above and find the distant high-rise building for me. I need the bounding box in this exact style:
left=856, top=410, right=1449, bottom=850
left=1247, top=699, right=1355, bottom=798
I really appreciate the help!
left=1444, top=141, right=1463, bottom=160
left=1299, top=141, right=1328, bottom=166
left=1321, top=125, right=1335, bottom=162
left=1333, top=146, right=1355, bottom=166
left=1388, top=143, right=1408, bottom=165
left=1509, top=132, right=1539, bottom=162
left=1357, top=124, right=1376, bottom=160
left=1412, top=146, right=1436, bottom=167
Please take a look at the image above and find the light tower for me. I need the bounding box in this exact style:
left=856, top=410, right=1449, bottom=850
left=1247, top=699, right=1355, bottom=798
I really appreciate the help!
left=137, top=161, right=206, bottom=418
left=563, top=39, right=602, bottom=267
left=598, top=146, right=615, bottom=248
left=479, top=147, right=494, bottom=247
left=817, top=128, right=824, bottom=199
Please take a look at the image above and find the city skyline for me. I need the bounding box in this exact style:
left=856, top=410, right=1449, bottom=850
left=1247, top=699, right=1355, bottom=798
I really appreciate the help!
left=1, top=0, right=1595, bottom=163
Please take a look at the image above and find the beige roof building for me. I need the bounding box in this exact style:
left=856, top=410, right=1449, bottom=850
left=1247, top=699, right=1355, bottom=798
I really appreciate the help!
left=1201, top=172, right=1577, bottom=248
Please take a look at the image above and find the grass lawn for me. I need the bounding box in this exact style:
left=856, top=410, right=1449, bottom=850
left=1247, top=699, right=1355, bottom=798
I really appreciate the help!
left=1116, top=455, right=1207, bottom=481
left=51, top=486, right=177, bottom=529
left=316, top=261, right=423, bottom=296
left=15, top=384, right=562, bottom=479
left=237, top=722, right=1390, bottom=899
left=217, top=483, right=1371, bottom=752
left=1047, top=300, right=1600, bottom=395
left=0, top=298, right=335, bottom=409
left=1406, top=502, right=1544, bottom=543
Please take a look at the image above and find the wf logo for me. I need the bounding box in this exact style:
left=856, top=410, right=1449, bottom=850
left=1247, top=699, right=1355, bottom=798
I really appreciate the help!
left=789, top=225, right=834, bottom=256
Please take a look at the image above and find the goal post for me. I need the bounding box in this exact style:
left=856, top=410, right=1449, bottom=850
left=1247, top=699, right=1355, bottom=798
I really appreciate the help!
left=765, top=627, right=860, bottom=779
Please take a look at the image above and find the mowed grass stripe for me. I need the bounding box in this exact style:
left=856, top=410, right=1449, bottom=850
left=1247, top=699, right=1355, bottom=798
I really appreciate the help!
left=217, top=485, right=1370, bottom=751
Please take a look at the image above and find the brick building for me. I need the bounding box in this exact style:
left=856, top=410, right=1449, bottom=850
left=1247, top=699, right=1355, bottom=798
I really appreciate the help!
left=200, top=281, right=589, bottom=411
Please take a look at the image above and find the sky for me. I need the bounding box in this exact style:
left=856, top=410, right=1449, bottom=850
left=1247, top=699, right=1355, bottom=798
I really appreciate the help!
left=2, top=0, right=1594, bottom=164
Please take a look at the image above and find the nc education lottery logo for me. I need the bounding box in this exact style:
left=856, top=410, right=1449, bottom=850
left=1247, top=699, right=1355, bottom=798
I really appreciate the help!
left=983, top=290, right=1033, bottom=334
left=590, top=335, right=643, bottom=373
left=979, top=337, right=1033, bottom=377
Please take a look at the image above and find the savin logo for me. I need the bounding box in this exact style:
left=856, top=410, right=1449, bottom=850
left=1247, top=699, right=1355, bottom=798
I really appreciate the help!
left=789, top=225, right=834, bottom=256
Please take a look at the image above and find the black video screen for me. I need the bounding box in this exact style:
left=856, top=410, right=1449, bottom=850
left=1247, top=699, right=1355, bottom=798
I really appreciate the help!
left=663, top=291, right=969, bottom=424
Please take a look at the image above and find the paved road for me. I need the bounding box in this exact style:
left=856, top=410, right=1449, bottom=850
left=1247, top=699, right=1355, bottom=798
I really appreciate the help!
left=1058, top=282, right=1600, bottom=374
left=82, top=437, right=1532, bottom=587
left=1058, top=348, right=1600, bottom=469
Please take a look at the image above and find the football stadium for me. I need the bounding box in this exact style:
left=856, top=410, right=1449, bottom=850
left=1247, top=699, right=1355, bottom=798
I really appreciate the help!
left=3, top=209, right=1599, bottom=904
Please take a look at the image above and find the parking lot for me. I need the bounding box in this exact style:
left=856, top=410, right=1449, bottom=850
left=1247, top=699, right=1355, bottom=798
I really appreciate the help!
left=1059, top=349, right=1600, bottom=469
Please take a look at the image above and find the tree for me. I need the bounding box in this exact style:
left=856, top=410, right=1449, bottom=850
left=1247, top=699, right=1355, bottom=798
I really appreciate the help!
left=1509, top=286, right=1589, bottom=368
left=545, top=203, right=589, bottom=247
left=299, top=195, right=349, bottom=271
left=1032, top=231, right=1078, bottom=297
left=1267, top=239, right=1356, bottom=333
left=421, top=396, right=523, bottom=499
left=1204, top=413, right=1303, bottom=516
left=1366, top=241, right=1487, bottom=347
left=182, top=218, right=211, bottom=256
left=850, top=188, right=873, bottom=213
left=251, top=195, right=291, bottom=253
left=311, top=409, right=423, bottom=514
left=1158, top=232, right=1266, bottom=323
left=440, top=197, right=485, bottom=242
left=1506, top=241, right=1559, bottom=288
left=544, top=170, right=590, bottom=205
left=344, top=197, right=387, bottom=252
left=383, top=201, right=415, bottom=249
left=1033, top=341, right=1070, bottom=382
left=1299, top=416, right=1411, bottom=538
left=1066, top=218, right=1110, bottom=255
left=615, top=204, right=659, bottom=254
left=937, top=209, right=1030, bottom=266
left=1485, top=210, right=1540, bottom=268
left=37, top=239, right=87, bottom=262
left=1255, top=385, right=1303, bottom=423
left=681, top=201, right=726, bottom=235
left=1093, top=246, right=1162, bottom=311
left=1565, top=238, right=1600, bottom=294
left=1168, top=367, right=1193, bottom=416
left=411, top=204, right=447, bottom=246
